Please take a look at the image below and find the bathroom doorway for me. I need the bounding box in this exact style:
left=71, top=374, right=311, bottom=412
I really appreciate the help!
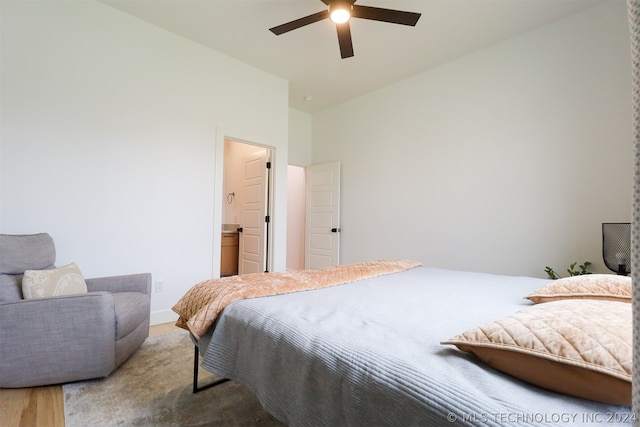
left=222, top=139, right=273, bottom=275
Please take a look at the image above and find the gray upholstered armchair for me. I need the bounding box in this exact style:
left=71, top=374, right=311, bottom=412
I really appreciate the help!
left=0, top=233, right=151, bottom=388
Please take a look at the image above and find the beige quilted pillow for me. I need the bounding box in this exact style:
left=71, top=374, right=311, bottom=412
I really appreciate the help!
left=22, top=262, right=87, bottom=299
left=442, top=300, right=631, bottom=406
left=525, top=274, right=631, bottom=304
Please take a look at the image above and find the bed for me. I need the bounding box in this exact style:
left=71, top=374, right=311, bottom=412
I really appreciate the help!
left=174, top=261, right=633, bottom=426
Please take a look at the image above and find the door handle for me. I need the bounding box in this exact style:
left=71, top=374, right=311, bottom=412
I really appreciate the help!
left=331, top=228, right=341, bottom=233
left=237, top=227, right=243, bottom=233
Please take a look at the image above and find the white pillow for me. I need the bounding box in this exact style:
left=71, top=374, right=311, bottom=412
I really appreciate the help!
left=22, top=262, right=87, bottom=299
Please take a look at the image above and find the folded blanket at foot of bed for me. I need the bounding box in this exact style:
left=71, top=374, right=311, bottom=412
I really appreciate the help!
left=172, top=259, right=423, bottom=338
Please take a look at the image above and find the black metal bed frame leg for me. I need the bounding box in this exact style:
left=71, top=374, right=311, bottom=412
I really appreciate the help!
left=193, top=344, right=230, bottom=393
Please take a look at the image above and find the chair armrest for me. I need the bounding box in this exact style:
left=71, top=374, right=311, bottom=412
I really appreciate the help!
left=85, top=272, right=151, bottom=295
left=0, top=292, right=116, bottom=387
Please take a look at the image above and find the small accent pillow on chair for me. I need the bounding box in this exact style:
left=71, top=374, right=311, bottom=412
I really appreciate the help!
left=22, top=262, right=88, bottom=299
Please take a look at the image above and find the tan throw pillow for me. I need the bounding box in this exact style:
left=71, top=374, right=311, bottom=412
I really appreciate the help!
left=441, top=300, right=631, bottom=406
left=525, top=274, right=631, bottom=304
left=22, top=262, right=88, bottom=299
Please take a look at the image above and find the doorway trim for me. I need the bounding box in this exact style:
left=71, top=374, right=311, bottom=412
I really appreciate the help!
left=213, top=127, right=276, bottom=278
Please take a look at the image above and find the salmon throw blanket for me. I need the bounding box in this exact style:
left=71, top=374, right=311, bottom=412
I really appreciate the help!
left=172, top=259, right=422, bottom=338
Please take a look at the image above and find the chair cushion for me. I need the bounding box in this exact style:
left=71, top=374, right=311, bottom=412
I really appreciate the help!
left=0, top=274, right=23, bottom=302
left=0, top=233, right=56, bottom=274
left=112, top=292, right=150, bottom=340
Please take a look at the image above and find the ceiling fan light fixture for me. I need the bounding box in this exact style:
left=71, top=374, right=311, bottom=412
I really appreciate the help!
left=329, top=3, right=352, bottom=24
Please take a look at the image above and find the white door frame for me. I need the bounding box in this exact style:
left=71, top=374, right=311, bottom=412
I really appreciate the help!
left=213, top=127, right=275, bottom=278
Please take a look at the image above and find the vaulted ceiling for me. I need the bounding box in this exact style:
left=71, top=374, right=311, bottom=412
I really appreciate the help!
left=102, top=0, right=606, bottom=114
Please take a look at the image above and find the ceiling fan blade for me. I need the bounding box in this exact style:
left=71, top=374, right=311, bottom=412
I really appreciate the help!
left=352, top=5, right=421, bottom=26
left=336, top=23, right=354, bottom=59
left=269, top=10, right=329, bottom=35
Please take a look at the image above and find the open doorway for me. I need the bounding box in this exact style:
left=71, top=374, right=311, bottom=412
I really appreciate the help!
left=222, top=139, right=273, bottom=275
left=287, top=165, right=306, bottom=270
left=286, top=162, right=342, bottom=271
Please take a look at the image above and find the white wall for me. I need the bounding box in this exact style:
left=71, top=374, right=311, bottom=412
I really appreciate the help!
left=288, top=109, right=313, bottom=167
left=0, top=1, right=289, bottom=323
left=312, top=0, right=632, bottom=278
left=286, top=109, right=312, bottom=270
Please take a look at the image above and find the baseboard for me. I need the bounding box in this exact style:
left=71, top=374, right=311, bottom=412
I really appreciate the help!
left=150, top=309, right=178, bottom=326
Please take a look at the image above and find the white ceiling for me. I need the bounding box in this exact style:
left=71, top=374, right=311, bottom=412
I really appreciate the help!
left=102, top=0, right=606, bottom=114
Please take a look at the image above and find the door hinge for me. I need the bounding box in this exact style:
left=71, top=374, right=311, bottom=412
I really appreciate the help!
left=265, top=215, right=270, bottom=223
left=266, top=161, right=271, bottom=169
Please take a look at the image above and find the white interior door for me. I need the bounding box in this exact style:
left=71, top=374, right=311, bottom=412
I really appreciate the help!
left=239, top=149, right=267, bottom=274
left=305, top=161, right=341, bottom=269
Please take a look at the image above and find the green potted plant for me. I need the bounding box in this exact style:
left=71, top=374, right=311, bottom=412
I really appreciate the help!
left=544, top=261, right=592, bottom=280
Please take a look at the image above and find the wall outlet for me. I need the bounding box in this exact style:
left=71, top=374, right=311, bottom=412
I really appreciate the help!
left=155, top=280, right=165, bottom=293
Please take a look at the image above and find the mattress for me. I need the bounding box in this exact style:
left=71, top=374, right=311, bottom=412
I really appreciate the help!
left=198, top=266, right=633, bottom=426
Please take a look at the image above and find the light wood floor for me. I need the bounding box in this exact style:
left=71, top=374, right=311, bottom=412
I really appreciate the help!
left=0, top=322, right=180, bottom=427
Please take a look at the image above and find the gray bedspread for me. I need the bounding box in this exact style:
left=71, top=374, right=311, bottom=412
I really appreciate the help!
left=199, top=266, right=633, bottom=426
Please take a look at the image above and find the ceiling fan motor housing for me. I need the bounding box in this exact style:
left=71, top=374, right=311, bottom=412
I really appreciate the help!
left=329, top=2, right=353, bottom=23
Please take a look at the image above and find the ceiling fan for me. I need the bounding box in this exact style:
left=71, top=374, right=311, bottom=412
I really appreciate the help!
left=269, top=0, right=421, bottom=59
